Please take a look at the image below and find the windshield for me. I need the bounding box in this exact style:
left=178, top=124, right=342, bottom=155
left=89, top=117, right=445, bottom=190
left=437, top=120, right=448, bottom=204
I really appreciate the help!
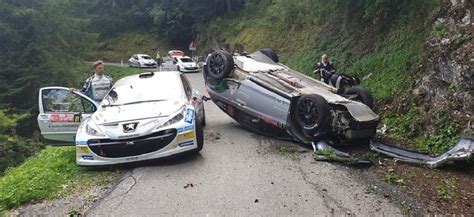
left=140, top=55, right=152, bottom=60
left=102, top=76, right=184, bottom=106
left=180, top=58, right=193, bottom=63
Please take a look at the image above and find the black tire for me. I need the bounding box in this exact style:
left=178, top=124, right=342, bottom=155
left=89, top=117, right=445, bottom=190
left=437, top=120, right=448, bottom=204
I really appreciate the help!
left=294, top=94, right=331, bottom=137
left=343, top=87, right=374, bottom=109
left=205, top=51, right=234, bottom=82
left=194, top=121, right=204, bottom=153
left=201, top=107, right=206, bottom=127
left=259, top=48, right=279, bottom=63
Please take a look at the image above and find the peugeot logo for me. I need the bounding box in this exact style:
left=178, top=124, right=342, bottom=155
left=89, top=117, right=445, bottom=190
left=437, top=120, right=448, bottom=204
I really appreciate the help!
left=123, top=122, right=138, bottom=133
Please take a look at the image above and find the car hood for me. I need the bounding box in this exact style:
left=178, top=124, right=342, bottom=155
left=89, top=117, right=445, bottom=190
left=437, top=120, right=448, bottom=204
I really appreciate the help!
left=89, top=100, right=187, bottom=139
left=93, top=100, right=185, bottom=125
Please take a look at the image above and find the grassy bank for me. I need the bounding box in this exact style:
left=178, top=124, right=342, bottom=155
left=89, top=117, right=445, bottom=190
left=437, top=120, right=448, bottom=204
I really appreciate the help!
left=0, top=147, right=120, bottom=213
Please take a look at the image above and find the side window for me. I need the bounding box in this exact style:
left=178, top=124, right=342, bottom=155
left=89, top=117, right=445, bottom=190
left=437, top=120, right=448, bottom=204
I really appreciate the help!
left=42, top=89, right=96, bottom=113
left=81, top=98, right=96, bottom=113
left=180, top=75, right=193, bottom=99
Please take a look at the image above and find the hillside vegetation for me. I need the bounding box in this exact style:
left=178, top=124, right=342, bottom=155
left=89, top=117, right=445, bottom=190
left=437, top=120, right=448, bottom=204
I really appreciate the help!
left=92, top=31, right=170, bottom=62
left=197, top=0, right=472, bottom=153
left=198, top=0, right=439, bottom=99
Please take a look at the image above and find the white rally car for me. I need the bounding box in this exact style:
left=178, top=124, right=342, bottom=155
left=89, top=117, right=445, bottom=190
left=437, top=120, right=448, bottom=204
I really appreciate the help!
left=37, top=71, right=206, bottom=166
left=174, top=56, right=199, bottom=73
left=128, top=54, right=158, bottom=68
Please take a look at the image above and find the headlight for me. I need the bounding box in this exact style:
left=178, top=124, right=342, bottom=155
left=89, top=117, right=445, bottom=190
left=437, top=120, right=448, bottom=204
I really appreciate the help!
left=85, top=120, right=105, bottom=137
left=160, top=107, right=186, bottom=128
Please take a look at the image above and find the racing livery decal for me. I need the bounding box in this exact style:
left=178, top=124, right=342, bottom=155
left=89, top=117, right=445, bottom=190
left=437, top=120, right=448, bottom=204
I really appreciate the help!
left=178, top=141, right=194, bottom=147
left=184, top=108, right=195, bottom=124
left=50, top=113, right=75, bottom=122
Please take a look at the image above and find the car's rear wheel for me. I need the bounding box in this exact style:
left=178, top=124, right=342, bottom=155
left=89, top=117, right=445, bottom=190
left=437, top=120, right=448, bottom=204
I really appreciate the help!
left=205, top=51, right=234, bottom=84
left=294, top=94, right=331, bottom=137
left=260, top=48, right=279, bottom=63
left=343, top=87, right=374, bottom=109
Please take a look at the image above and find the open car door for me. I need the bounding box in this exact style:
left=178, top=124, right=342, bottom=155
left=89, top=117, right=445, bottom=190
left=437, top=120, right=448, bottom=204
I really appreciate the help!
left=37, top=87, right=98, bottom=144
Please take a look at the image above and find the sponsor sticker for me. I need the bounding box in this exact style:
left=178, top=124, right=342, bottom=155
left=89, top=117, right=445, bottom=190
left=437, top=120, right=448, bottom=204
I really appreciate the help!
left=76, top=140, right=88, bottom=145
left=177, top=131, right=195, bottom=141
left=178, top=141, right=194, bottom=147
left=258, top=114, right=279, bottom=127
left=81, top=155, right=94, bottom=160
left=126, top=156, right=139, bottom=161
left=227, top=105, right=235, bottom=117
left=50, top=113, right=75, bottom=122
left=177, top=125, right=194, bottom=133
left=184, top=108, right=194, bottom=124
left=118, top=134, right=140, bottom=138
left=139, top=118, right=160, bottom=127
left=77, top=146, right=89, bottom=153
left=51, top=123, right=79, bottom=128
left=73, top=114, right=81, bottom=122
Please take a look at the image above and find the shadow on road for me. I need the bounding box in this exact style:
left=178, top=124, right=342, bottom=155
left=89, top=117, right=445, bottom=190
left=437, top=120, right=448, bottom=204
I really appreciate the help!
left=83, top=152, right=204, bottom=172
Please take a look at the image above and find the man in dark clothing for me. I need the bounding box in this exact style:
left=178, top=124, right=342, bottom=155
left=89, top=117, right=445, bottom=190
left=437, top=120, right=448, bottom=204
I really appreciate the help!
left=313, top=54, right=336, bottom=84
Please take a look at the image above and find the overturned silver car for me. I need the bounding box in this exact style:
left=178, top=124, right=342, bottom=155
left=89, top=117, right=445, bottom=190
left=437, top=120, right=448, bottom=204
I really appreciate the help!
left=203, top=49, right=379, bottom=144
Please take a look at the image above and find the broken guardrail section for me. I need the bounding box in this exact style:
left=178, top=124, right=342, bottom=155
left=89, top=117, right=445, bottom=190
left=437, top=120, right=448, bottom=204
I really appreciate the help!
left=370, top=137, right=473, bottom=168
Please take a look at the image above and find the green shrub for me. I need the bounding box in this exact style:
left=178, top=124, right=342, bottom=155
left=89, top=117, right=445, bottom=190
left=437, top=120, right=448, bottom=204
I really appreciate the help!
left=383, top=107, right=422, bottom=138
left=0, top=110, right=43, bottom=175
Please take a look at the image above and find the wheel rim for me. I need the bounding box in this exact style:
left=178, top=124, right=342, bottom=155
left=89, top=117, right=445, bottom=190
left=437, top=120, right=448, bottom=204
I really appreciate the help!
left=208, top=53, right=226, bottom=78
left=296, top=98, right=320, bottom=129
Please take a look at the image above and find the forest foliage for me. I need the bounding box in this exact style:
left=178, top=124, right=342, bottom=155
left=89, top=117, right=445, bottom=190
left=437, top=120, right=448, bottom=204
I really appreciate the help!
left=0, top=0, right=452, bottom=171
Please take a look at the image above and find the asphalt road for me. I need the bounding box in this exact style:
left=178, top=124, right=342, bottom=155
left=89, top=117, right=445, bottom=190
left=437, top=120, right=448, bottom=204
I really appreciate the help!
left=87, top=69, right=402, bottom=216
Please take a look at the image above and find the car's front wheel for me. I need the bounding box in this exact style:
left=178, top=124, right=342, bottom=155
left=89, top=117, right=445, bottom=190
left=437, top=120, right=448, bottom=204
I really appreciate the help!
left=294, top=94, right=331, bottom=137
left=205, top=50, right=234, bottom=85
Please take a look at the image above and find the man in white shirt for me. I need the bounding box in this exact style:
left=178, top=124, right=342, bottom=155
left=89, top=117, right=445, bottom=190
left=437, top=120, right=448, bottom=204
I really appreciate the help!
left=71, top=60, right=113, bottom=102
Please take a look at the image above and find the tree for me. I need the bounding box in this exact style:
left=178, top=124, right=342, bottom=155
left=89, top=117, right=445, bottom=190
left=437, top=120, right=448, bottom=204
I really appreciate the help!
left=0, top=0, right=95, bottom=111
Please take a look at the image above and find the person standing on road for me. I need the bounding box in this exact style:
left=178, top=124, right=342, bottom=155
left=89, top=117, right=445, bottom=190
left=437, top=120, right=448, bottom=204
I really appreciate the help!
left=156, top=50, right=162, bottom=67
left=70, top=60, right=113, bottom=103
left=314, top=54, right=336, bottom=84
